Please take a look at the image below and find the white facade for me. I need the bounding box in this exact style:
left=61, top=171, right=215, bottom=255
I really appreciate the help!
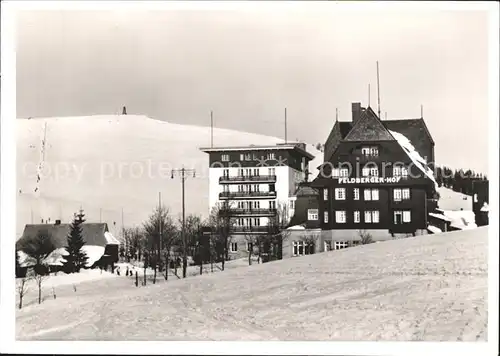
left=208, top=165, right=296, bottom=218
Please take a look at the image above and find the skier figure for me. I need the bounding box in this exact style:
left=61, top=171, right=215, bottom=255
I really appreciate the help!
left=126, top=266, right=130, bottom=276
left=116, top=266, right=121, bottom=276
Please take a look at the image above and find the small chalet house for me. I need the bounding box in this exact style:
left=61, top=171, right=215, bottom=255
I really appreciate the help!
left=16, top=220, right=120, bottom=273
left=287, top=102, right=437, bottom=255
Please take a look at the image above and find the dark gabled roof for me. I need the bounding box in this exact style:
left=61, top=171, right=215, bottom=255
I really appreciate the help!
left=321, top=110, right=434, bottom=165
left=344, top=106, right=395, bottom=142
left=17, top=223, right=110, bottom=250
left=383, top=118, right=435, bottom=145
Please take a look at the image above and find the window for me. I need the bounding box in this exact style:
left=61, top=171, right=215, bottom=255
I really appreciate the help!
left=361, top=146, right=379, bottom=157
left=253, top=218, right=261, bottom=226
left=323, top=189, right=328, bottom=201
left=335, top=188, right=346, bottom=200
left=393, top=166, right=409, bottom=178
left=363, top=165, right=378, bottom=177
left=245, top=153, right=252, bottom=161
left=267, top=152, right=276, bottom=160
left=221, top=154, right=230, bottom=162
left=223, top=185, right=229, bottom=193
left=292, top=241, right=314, bottom=256
left=268, top=167, right=276, bottom=176
left=223, top=169, right=229, bottom=177
left=238, top=168, right=244, bottom=176
left=247, top=242, right=253, bottom=252
left=394, top=210, right=411, bottom=224
left=365, top=210, right=380, bottom=224
left=364, top=211, right=379, bottom=223
left=324, top=211, right=329, bottom=223
left=354, top=211, right=361, bottom=223
left=253, top=168, right=260, bottom=176
left=331, top=168, right=340, bottom=178
left=289, top=200, right=295, bottom=209
left=270, top=201, right=276, bottom=209
left=394, top=188, right=410, bottom=201
left=230, top=243, right=238, bottom=252
left=353, top=188, right=360, bottom=200
left=339, top=168, right=349, bottom=177
left=238, top=185, right=243, bottom=192
left=335, top=210, right=346, bottom=223
left=253, top=184, right=260, bottom=192
left=334, top=241, right=349, bottom=250
left=240, top=154, right=245, bottom=161
left=364, top=189, right=379, bottom=201
left=308, top=209, right=319, bottom=220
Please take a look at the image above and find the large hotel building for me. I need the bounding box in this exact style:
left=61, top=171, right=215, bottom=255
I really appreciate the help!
left=201, top=101, right=437, bottom=259
left=288, top=102, right=437, bottom=257
left=200, top=143, right=315, bottom=258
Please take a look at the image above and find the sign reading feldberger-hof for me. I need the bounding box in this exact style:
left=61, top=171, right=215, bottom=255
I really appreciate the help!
left=337, top=176, right=403, bottom=184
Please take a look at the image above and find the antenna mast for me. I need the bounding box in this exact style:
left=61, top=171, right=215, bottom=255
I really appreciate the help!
left=421, top=104, right=423, bottom=118
left=368, top=84, right=371, bottom=107
left=284, top=108, right=288, bottom=143
left=376, top=61, right=381, bottom=119
left=336, top=108, right=338, bottom=122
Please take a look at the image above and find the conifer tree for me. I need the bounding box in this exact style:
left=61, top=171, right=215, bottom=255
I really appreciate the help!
left=63, top=209, right=89, bottom=273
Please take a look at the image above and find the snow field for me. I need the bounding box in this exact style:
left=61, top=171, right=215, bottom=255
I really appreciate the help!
left=16, top=227, right=488, bottom=341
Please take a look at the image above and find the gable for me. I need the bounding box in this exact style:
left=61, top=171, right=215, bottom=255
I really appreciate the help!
left=343, top=107, right=395, bottom=142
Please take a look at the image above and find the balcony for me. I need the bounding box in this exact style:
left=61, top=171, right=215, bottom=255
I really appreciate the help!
left=221, top=208, right=277, bottom=217
left=219, top=175, right=277, bottom=184
left=219, top=191, right=277, bottom=200
left=231, top=226, right=272, bottom=234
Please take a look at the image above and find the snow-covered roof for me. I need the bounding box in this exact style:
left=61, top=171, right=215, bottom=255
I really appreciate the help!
left=104, top=231, right=120, bottom=245
left=480, top=202, right=489, bottom=212
left=43, top=248, right=69, bottom=266
left=427, top=225, right=442, bottom=234
left=81, top=245, right=106, bottom=267
left=429, top=212, right=452, bottom=222
left=389, top=130, right=438, bottom=190
left=287, top=225, right=306, bottom=230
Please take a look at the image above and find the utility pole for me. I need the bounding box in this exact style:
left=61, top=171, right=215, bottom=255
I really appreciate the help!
left=171, top=167, right=196, bottom=278
left=210, top=111, right=214, bottom=148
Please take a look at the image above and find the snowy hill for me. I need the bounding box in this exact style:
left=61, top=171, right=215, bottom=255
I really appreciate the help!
left=437, top=186, right=473, bottom=211
left=16, top=115, right=322, bottom=238
left=16, top=227, right=488, bottom=341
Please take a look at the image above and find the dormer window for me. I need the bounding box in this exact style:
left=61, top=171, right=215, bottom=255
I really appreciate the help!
left=361, top=146, right=379, bottom=157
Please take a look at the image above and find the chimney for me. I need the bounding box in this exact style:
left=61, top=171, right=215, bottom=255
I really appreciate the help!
left=55, top=219, right=61, bottom=225
left=352, top=102, right=362, bottom=124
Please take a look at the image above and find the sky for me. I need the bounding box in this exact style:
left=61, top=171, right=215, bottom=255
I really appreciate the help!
left=15, top=4, right=491, bottom=173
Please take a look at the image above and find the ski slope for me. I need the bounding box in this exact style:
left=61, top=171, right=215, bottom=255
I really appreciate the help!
left=16, top=115, right=322, bottom=238
left=16, top=227, right=488, bottom=341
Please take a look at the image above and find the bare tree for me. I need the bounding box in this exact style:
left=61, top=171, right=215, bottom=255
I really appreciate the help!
left=299, top=231, right=320, bottom=255
left=143, top=205, right=176, bottom=284
left=358, top=230, right=374, bottom=245
left=34, top=267, right=48, bottom=304
left=178, top=214, right=201, bottom=277
left=265, top=202, right=292, bottom=261
left=17, top=268, right=34, bottom=309
left=207, top=201, right=236, bottom=271
left=123, top=227, right=144, bottom=262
